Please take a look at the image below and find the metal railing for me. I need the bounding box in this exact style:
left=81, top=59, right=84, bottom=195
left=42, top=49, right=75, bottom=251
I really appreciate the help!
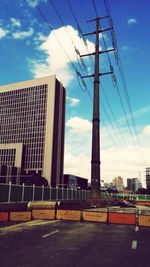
left=111, top=193, right=150, bottom=201
left=0, top=182, right=91, bottom=203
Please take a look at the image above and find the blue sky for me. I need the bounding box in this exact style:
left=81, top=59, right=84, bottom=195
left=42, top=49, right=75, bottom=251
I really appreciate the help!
left=0, top=0, right=150, bottom=186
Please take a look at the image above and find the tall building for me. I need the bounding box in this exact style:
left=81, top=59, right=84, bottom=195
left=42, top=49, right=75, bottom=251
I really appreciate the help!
left=0, top=75, right=66, bottom=186
left=112, top=176, right=124, bottom=192
left=127, top=178, right=142, bottom=192
left=146, top=167, right=150, bottom=190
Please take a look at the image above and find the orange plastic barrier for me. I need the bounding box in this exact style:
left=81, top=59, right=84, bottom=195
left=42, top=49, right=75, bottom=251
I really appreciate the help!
left=32, top=209, right=55, bottom=220
left=108, top=212, right=136, bottom=225
left=10, top=211, right=31, bottom=222
left=0, top=212, right=9, bottom=222
left=139, top=215, right=150, bottom=227
left=82, top=211, right=107, bottom=223
left=56, top=210, right=81, bottom=221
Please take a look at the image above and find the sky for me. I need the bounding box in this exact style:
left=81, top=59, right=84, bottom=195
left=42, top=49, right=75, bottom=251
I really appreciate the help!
left=0, top=0, right=150, bottom=187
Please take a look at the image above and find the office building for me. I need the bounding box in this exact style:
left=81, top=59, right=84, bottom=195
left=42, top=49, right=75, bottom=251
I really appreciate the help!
left=146, top=167, right=150, bottom=190
left=112, top=176, right=124, bottom=192
left=0, top=75, right=66, bottom=186
left=63, top=174, right=88, bottom=189
left=127, top=178, right=142, bottom=192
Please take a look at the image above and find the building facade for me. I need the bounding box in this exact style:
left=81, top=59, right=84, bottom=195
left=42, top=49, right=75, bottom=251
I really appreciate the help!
left=127, top=178, right=142, bottom=192
left=63, top=174, right=88, bottom=189
left=0, top=75, right=66, bottom=186
left=146, top=167, right=150, bottom=190
left=112, top=176, right=124, bottom=192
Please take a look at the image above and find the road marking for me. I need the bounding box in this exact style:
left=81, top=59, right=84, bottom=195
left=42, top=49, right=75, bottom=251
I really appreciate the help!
left=131, top=240, right=137, bottom=249
left=42, top=230, right=60, bottom=238
left=135, top=226, right=139, bottom=231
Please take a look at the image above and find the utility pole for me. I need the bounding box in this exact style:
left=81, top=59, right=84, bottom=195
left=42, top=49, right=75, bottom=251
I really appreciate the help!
left=81, top=17, right=114, bottom=197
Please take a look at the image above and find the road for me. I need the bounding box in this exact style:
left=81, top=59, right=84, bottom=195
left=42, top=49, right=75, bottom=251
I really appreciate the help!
left=0, top=220, right=150, bottom=267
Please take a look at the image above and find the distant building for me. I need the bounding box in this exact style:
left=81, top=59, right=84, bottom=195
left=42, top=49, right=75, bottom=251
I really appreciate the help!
left=146, top=168, right=150, bottom=190
left=112, top=176, right=124, bottom=192
left=127, top=178, right=142, bottom=192
left=0, top=75, right=66, bottom=186
left=63, top=174, right=88, bottom=190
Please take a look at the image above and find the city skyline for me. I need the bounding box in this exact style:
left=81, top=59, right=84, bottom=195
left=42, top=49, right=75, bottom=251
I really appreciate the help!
left=0, top=0, right=150, bottom=186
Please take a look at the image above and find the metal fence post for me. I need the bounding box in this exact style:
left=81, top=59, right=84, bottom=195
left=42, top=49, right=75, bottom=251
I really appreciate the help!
left=32, top=184, right=35, bottom=201
left=71, top=188, right=73, bottom=200
left=56, top=186, right=58, bottom=200
left=76, top=188, right=77, bottom=199
left=67, top=188, right=69, bottom=200
left=42, top=185, right=44, bottom=201
left=62, top=187, right=64, bottom=200
left=49, top=185, right=51, bottom=200
left=22, top=183, right=25, bottom=202
left=8, top=181, right=12, bottom=203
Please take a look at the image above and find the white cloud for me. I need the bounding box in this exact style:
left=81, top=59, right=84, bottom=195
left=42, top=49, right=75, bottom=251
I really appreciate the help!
left=66, top=116, right=92, bottom=134
left=10, top=18, right=21, bottom=28
left=64, top=116, right=149, bottom=186
left=67, top=97, right=80, bottom=107
left=128, top=18, right=137, bottom=25
left=12, top=27, right=34, bottom=39
left=34, top=32, right=47, bottom=42
left=0, top=27, right=8, bottom=38
left=29, top=25, right=94, bottom=86
left=26, top=0, right=47, bottom=8
left=143, top=125, right=150, bottom=135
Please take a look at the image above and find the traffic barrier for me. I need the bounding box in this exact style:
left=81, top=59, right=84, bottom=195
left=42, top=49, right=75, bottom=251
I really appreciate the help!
left=0, top=212, right=9, bottom=221
left=82, top=211, right=107, bottom=223
left=138, top=215, right=150, bottom=227
left=10, top=211, right=31, bottom=221
left=32, top=209, right=55, bottom=220
left=56, top=210, right=81, bottom=221
left=108, top=212, right=136, bottom=225
left=28, top=201, right=57, bottom=210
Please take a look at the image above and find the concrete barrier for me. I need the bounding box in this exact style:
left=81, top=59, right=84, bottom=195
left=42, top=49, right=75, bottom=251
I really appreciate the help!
left=0, top=212, right=9, bottom=222
left=56, top=210, right=81, bottom=221
left=10, top=211, right=31, bottom=222
left=108, top=212, right=136, bottom=225
left=82, top=211, right=107, bottom=223
left=32, top=209, right=55, bottom=220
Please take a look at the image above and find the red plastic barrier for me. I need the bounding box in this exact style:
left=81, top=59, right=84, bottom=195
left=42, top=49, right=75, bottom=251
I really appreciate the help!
left=108, top=212, right=136, bottom=225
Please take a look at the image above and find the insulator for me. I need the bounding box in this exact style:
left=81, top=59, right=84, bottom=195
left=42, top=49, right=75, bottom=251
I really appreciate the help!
left=75, top=47, right=80, bottom=56
left=110, top=64, right=114, bottom=73
left=77, top=23, right=83, bottom=37
left=81, top=78, right=87, bottom=88
left=111, top=31, right=116, bottom=49
left=114, top=51, right=119, bottom=64
left=80, top=57, right=86, bottom=71
left=76, top=70, right=81, bottom=77
left=112, top=73, right=117, bottom=86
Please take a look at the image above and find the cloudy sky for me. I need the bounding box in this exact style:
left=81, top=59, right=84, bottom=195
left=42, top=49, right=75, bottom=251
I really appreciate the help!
left=0, top=0, right=150, bottom=187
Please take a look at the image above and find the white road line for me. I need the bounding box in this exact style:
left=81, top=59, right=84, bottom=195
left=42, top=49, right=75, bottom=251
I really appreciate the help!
left=42, top=230, right=60, bottom=238
left=135, top=226, right=139, bottom=232
left=131, top=240, right=137, bottom=249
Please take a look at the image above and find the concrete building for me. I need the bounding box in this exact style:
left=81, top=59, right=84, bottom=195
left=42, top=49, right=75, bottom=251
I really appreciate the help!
left=0, top=75, right=66, bottom=186
left=112, top=176, right=124, bottom=192
left=127, top=178, right=142, bottom=192
left=146, top=167, right=150, bottom=190
left=63, top=174, right=88, bottom=189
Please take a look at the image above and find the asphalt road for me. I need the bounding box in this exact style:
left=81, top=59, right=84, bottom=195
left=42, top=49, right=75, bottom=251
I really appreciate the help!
left=0, top=220, right=150, bottom=267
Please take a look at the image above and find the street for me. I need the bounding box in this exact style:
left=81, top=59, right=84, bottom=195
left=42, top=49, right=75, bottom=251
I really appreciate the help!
left=0, top=220, right=150, bottom=267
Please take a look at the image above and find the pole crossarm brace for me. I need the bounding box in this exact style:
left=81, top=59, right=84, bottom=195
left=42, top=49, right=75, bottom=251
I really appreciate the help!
left=87, top=16, right=109, bottom=22
left=81, top=71, right=113, bottom=79
left=80, top=48, right=115, bottom=58
left=83, top=27, right=113, bottom=36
